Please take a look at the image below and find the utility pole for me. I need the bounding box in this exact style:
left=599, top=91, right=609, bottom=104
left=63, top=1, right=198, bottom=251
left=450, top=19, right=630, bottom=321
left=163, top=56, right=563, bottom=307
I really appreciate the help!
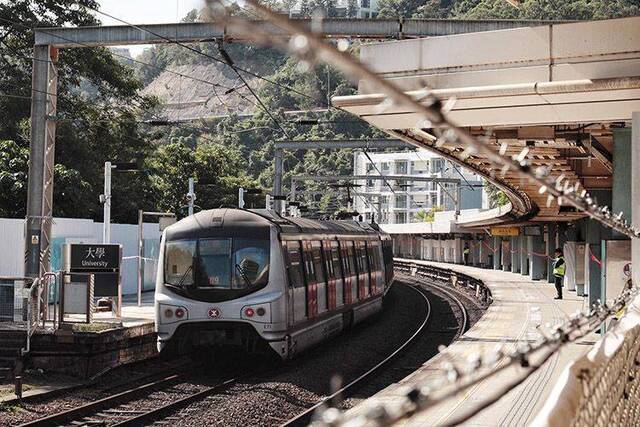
left=187, top=177, right=196, bottom=216
left=102, top=162, right=112, bottom=243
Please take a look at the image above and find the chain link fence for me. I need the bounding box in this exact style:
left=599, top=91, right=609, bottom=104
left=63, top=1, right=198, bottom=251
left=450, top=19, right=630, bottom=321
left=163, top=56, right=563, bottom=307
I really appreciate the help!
left=533, top=300, right=640, bottom=427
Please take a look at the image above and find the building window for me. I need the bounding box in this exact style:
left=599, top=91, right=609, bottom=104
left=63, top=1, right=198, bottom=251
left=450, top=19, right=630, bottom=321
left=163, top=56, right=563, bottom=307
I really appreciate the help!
left=360, top=0, right=370, bottom=7
left=395, top=161, right=408, bottom=174
left=366, top=179, right=374, bottom=188
left=431, top=158, right=444, bottom=174
left=395, top=194, right=407, bottom=207
left=394, top=212, right=407, bottom=223
left=365, top=162, right=375, bottom=174
left=381, top=162, right=390, bottom=173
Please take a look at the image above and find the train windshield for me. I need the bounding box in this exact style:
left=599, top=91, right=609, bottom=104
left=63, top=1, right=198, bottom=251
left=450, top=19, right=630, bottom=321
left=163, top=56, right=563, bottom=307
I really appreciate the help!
left=164, top=238, right=269, bottom=290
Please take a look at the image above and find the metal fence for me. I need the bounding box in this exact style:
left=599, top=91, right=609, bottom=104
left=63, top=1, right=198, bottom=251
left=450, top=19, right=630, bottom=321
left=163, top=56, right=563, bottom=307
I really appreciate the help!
left=0, top=277, right=33, bottom=324
left=395, top=259, right=493, bottom=305
left=532, top=298, right=640, bottom=427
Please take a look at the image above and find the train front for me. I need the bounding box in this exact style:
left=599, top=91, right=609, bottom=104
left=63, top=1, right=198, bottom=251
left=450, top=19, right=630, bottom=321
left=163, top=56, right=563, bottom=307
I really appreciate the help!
left=155, top=209, right=288, bottom=357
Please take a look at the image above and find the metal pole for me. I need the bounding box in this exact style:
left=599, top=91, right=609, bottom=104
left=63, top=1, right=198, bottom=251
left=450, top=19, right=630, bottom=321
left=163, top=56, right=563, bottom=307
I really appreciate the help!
left=137, top=209, right=143, bottom=307
left=238, top=187, right=245, bottom=208
left=25, top=45, right=54, bottom=278
left=273, top=148, right=283, bottom=213
left=187, top=177, right=195, bottom=216
left=265, top=194, right=272, bottom=210
left=103, top=162, right=112, bottom=243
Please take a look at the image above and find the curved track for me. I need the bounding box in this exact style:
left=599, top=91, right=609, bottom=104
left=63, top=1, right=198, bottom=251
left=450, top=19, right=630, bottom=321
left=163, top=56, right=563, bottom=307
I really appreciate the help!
left=281, top=284, right=431, bottom=426
left=13, top=275, right=473, bottom=427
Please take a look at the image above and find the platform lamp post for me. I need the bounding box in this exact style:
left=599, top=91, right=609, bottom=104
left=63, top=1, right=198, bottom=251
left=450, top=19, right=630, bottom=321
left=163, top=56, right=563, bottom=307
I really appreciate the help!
left=101, top=161, right=139, bottom=243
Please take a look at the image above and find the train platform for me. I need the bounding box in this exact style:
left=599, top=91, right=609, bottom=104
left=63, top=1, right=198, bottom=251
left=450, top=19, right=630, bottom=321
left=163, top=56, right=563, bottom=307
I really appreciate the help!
left=347, top=259, right=595, bottom=426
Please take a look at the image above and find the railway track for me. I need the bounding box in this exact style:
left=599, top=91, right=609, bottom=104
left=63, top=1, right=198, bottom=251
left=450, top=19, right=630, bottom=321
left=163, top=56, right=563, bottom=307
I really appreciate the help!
left=281, top=283, right=436, bottom=427
left=13, top=276, right=472, bottom=427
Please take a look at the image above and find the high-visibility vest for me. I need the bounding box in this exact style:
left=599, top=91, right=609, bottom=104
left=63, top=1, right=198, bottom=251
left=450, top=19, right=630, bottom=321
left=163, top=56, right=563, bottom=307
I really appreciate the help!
left=553, top=256, right=566, bottom=277
left=463, top=248, right=470, bottom=254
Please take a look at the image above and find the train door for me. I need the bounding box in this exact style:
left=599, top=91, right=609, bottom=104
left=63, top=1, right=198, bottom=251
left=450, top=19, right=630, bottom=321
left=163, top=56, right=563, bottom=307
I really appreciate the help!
left=329, top=241, right=344, bottom=307
left=311, top=241, right=328, bottom=315
left=301, top=241, right=318, bottom=319
left=339, top=241, right=353, bottom=305
left=322, top=241, right=337, bottom=310
left=346, top=241, right=359, bottom=303
left=369, top=241, right=384, bottom=294
left=355, top=241, right=369, bottom=299
left=285, top=241, right=307, bottom=324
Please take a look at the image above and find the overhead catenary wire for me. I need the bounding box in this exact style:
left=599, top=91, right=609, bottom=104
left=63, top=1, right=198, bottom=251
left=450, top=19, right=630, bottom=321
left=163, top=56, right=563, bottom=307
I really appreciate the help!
left=202, top=1, right=640, bottom=424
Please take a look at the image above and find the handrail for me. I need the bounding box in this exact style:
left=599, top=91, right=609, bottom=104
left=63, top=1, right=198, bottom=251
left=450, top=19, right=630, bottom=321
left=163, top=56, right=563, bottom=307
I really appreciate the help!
left=17, top=272, right=58, bottom=356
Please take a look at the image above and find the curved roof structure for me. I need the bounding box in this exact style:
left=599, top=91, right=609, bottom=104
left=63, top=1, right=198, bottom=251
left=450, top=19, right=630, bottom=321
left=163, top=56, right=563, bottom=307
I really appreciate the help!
left=333, top=17, right=640, bottom=227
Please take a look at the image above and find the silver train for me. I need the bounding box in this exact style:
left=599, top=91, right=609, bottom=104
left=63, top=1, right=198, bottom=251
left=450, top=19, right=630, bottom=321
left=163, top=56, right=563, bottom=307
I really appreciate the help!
left=155, top=208, right=394, bottom=359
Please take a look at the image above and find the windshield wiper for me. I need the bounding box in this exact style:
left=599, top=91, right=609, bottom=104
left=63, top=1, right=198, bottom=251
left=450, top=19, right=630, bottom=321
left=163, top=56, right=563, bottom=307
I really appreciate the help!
left=235, top=263, right=252, bottom=287
left=177, top=265, right=193, bottom=288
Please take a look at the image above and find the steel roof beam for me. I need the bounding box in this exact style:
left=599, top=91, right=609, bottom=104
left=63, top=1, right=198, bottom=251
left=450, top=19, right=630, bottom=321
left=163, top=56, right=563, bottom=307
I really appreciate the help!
left=34, top=19, right=557, bottom=48
left=275, top=139, right=411, bottom=150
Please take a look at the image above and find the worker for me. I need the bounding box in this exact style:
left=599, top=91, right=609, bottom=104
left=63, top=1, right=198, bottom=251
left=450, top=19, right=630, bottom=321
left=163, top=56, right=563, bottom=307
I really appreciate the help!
left=463, top=245, right=470, bottom=265
left=553, top=248, right=566, bottom=300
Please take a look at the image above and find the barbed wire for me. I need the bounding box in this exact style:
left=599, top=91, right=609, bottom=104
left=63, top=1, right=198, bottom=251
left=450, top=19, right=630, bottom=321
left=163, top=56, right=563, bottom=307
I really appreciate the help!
left=202, top=0, right=639, bottom=241
left=201, top=1, right=639, bottom=424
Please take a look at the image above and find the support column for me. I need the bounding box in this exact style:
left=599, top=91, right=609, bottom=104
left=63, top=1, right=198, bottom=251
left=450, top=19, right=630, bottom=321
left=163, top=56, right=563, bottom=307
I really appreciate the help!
left=612, top=127, right=632, bottom=238
left=530, top=234, right=546, bottom=280
left=25, top=45, right=58, bottom=278
left=546, top=223, right=556, bottom=283
left=273, top=148, right=284, bottom=213
left=633, top=112, right=640, bottom=288
left=584, top=190, right=611, bottom=306
left=519, top=235, right=527, bottom=275
left=511, top=236, right=520, bottom=273
left=502, top=239, right=511, bottom=271
left=493, top=236, right=501, bottom=270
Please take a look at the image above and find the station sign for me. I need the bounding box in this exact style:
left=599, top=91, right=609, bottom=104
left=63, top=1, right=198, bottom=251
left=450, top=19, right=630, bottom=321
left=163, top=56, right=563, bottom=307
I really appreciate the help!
left=490, top=227, right=520, bottom=237
left=65, top=243, right=122, bottom=298
left=70, top=244, right=121, bottom=271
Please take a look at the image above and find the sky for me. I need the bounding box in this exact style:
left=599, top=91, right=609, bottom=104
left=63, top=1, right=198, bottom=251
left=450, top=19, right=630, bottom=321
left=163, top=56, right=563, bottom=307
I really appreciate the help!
left=95, top=0, right=206, bottom=57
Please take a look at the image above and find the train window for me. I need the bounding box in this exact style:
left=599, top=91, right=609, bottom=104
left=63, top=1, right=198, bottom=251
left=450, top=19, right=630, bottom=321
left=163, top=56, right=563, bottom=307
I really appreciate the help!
left=323, top=242, right=335, bottom=279
left=233, top=239, right=270, bottom=289
left=198, top=239, right=232, bottom=288
left=164, top=240, right=196, bottom=286
left=347, top=242, right=357, bottom=275
left=330, top=241, right=342, bottom=278
left=286, top=241, right=305, bottom=288
left=311, top=241, right=326, bottom=283
left=302, top=242, right=316, bottom=282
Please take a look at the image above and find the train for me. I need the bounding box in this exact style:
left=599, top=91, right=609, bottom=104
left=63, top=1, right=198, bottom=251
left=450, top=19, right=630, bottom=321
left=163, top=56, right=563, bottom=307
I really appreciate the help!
left=155, top=208, right=394, bottom=359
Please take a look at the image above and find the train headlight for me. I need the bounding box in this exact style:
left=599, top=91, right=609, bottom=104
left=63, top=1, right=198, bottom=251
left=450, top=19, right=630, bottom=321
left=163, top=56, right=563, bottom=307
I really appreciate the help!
left=241, top=305, right=270, bottom=322
left=161, top=304, right=188, bottom=324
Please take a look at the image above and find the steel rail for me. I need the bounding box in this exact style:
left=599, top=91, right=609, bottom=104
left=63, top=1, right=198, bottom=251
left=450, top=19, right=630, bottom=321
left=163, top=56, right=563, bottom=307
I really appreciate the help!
left=417, top=279, right=469, bottom=339
left=17, top=372, right=186, bottom=427
left=280, top=281, right=433, bottom=427
left=112, top=376, right=240, bottom=427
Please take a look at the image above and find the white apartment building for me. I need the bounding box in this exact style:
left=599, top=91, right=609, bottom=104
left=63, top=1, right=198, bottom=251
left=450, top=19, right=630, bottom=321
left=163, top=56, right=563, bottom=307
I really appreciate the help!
left=352, top=150, right=486, bottom=224
left=289, top=0, right=379, bottom=19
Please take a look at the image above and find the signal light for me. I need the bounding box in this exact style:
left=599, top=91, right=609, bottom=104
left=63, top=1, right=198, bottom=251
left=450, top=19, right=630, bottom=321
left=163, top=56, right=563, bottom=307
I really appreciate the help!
left=256, top=307, right=266, bottom=316
left=244, top=307, right=255, bottom=317
left=164, top=308, right=174, bottom=318
left=175, top=308, right=185, bottom=318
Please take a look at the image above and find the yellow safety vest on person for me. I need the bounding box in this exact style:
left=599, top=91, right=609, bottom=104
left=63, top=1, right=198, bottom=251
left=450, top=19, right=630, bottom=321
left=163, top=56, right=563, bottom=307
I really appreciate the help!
left=463, top=248, right=470, bottom=255
left=553, top=256, right=566, bottom=277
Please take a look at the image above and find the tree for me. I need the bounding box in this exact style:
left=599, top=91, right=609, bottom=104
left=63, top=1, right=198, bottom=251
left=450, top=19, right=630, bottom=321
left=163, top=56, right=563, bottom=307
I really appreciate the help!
left=0, top=0, right=157, bottom=222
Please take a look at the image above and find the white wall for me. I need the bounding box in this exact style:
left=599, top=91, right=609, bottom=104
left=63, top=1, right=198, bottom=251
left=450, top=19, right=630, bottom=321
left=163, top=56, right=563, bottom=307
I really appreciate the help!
left=0, top=217, right=161, bottom=295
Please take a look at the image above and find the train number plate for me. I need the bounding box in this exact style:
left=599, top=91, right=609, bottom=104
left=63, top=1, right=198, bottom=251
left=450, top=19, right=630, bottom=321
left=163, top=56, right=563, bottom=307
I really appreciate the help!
left=208, top=307, right=221, bottom=318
